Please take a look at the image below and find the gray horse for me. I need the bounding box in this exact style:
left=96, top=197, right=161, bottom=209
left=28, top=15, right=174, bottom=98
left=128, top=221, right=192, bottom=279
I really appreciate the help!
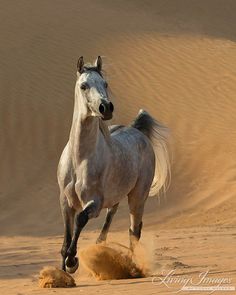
left=57, top=56, right=170, bottom=273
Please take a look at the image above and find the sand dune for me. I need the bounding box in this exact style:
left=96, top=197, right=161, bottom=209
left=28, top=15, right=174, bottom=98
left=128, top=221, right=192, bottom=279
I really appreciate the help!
left=1, top=0, right=236, bottom=293
left=1, top=0, right=236, bottom=235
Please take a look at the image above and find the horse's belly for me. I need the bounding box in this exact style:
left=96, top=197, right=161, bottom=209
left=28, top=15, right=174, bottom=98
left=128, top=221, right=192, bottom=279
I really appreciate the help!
left=102, top=170, right=137, bottom=208
left=102, top=194, right=126, bottom=209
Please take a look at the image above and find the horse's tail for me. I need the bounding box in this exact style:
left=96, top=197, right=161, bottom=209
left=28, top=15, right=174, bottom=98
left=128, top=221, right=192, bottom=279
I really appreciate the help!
left=131, top=109, right=171, bottom=197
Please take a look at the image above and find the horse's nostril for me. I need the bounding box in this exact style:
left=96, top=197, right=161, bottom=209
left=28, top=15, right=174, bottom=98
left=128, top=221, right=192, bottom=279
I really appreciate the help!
left=99, top=101, right=114, bottom=116
left=99, top=103, right=106, bottom=114
left=109, top=102, right=114, bottom=113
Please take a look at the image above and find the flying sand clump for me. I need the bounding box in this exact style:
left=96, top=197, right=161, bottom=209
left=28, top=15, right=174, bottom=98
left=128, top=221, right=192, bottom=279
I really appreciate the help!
left=79, top=242, right=149, bottom=280
left=39, top=266, right=76, bottom=288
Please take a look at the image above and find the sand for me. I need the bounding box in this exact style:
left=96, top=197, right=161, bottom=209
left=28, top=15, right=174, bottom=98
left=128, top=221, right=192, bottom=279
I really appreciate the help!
left=38, top=266, right=76, bottom=288
left=1, top=228, right=236, bottom=294
left=79, top=243, right=147, bottom=280
left=0, top=0, right=236, bottom=294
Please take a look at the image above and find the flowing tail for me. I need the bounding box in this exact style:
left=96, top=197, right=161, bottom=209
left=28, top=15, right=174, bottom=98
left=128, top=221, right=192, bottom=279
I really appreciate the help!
left=131, top=109, right=171, bottom=197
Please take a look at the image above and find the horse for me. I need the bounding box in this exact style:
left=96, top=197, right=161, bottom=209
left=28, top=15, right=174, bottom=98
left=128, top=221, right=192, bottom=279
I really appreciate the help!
left=57, top=56, right=170, bottom=273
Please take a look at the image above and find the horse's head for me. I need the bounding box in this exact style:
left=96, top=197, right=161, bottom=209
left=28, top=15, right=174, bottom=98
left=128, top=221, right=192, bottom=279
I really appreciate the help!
left=75, top=56, right=114, bottom=121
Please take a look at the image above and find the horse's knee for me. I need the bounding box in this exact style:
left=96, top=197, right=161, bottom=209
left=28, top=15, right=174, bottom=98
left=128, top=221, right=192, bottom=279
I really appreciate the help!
left=83, top=199, right=102, bottom=218
left=73, top=200, right=100, bottom=233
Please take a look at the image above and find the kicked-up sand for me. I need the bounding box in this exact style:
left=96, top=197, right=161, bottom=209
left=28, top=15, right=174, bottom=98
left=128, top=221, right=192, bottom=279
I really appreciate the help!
left=0, top=0, right=236, bottom=294
left=79, top=242, right=149, bottom=280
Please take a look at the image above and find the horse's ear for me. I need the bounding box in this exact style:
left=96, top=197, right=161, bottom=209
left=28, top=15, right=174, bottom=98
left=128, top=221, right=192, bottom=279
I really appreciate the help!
left=77, top=56, right=84, bottom=74
left=95, top=56, right=102, bottom=72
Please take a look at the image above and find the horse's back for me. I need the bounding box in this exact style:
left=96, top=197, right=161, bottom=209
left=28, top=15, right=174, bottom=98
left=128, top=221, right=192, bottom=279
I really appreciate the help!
left=110, top=124, right=154, bottom=156
left=109, top=124, right=125, bottom=134
left=109, top=124, right=155, bottom=176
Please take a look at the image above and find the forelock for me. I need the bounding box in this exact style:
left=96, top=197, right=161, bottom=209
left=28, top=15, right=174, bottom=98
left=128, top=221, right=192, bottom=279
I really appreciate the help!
left=83, top=63, right=103, bottom=77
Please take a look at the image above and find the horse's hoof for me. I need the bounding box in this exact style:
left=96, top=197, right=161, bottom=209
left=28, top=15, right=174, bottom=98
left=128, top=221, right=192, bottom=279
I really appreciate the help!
left=65, top=257, right=79, bottom=274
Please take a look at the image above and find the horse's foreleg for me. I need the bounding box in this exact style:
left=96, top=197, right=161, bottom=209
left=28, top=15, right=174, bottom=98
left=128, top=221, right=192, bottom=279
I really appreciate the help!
left=65, top=199, right=101, bottom=273
left=96, top=203, right=119, bottom=244
left=60, top=194, right=75, bottom=271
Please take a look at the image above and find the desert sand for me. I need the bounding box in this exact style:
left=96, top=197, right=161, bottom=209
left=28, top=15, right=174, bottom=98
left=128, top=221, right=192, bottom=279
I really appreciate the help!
left=0, top=0, right=236, bottom=294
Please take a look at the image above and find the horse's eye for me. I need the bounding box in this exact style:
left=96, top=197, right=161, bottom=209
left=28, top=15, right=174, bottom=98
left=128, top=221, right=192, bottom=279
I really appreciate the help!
left=104, top=82, right=108, bottom=88
left=80, top=83, right=88, bottom=91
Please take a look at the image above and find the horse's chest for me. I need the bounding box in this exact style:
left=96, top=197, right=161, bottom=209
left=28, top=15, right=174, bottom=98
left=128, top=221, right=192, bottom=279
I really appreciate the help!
left=74, top=161, right=104, bottom=203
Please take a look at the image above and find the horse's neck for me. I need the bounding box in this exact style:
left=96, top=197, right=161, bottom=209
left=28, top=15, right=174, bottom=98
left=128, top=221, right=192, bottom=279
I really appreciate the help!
left=69, top=114, right=100, bottom=164
left=69, top=91, right=111, bottom=166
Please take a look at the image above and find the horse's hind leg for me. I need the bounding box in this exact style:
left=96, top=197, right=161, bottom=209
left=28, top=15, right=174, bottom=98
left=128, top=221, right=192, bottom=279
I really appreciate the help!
left=96, top=203, right=119, bottom=244
left=128, top=188, right=149, bottom=251
left=60, top=194, right=75, bottom=271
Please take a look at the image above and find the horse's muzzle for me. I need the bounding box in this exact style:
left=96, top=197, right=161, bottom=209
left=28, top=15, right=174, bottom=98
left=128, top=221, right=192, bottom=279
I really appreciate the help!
left=99, top=101, right=114, bottom=120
